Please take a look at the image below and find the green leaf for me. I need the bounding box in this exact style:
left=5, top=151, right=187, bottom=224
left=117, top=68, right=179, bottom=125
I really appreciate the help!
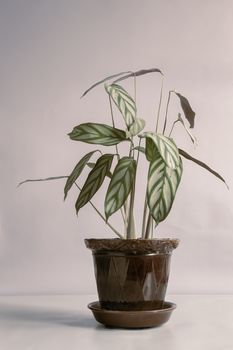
left=147, top=156, right=183, bottom=223
left=113, top=68, right=163, bottom=84
left=68, top=123, right=127, bottom=146
left=75, top=154, right=114, bottom=214
left=175, top=92, right=195, bottom=128
left=127, top=118, right=146, bottom=137
left=134, top=146, right=145, bottom=154
left=81, top=70, right=132, bottom=98
left=105, top=84, right=136, bottom=128
left=178, top=148, right=228, bottom=187
left=142, top=132, right=180, bottom=169
left=105, top=157, right=136, bottom=220
left=64, top=150, right=99, bottom=200
left=87, top=162, right=112, bottom=178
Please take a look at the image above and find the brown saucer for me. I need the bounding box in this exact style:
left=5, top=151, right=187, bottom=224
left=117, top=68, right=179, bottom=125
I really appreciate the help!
left=88, top=301, right=176, bottom=329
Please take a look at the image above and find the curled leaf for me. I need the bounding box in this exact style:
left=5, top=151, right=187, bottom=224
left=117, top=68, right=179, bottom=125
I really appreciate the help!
left=174, top=92, right=195, bottom=128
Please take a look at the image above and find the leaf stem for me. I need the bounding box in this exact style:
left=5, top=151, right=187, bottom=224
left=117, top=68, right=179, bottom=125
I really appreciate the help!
left=162, top=90, right=172, bottom=135
left=144, top=213, right=153, bottom=239
left=74, top=182, right=123, bottom=239
left=155, top=75, right=164, bottom=133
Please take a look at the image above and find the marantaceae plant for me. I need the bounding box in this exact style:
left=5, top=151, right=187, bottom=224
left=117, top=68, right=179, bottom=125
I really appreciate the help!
left=20, top=68, right=226, bottom=239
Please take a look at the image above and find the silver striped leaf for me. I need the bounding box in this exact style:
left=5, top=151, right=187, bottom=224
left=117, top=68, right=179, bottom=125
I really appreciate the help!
left=75, top=154, right=114, bottom=214
left=127, top=118, right=146, bottom=137
left=105, top=157, right=136, bottom=220
left=68, top=123, right=127, bottom=146
left=64, top=150, right=100, bottom=200
left=105, top=84, right=136, bottom=128
left=142, top=132, right=180, bottom=169
left=147, top=156, right=183, bottom=223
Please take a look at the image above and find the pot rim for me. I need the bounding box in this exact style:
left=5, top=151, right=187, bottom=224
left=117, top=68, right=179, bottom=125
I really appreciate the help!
left=85, top=238, right=179, bottom=254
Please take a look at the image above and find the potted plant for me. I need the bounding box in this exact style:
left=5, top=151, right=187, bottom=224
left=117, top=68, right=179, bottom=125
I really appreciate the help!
left=20, top=68, right=226, bottom=328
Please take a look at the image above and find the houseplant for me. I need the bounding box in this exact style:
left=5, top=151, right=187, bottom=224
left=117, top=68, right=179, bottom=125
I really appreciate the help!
left=20, top=68, right=226, bottom=328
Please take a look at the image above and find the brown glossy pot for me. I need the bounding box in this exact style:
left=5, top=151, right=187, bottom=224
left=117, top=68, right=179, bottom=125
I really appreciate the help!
left=85, top=238, right=179, bottom=311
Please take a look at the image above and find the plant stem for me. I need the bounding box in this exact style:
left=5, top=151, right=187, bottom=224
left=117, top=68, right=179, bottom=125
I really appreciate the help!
left=141, top=195, right=148, bottom=238
left=108, top=95, right=120, bottom=159
left=74, top=182, right=123, bottom=239
left=169, top=118, right=179, bottom=137
left=144, top=213, right=153, bottom=239
left=155, top=75, right=164, bottom=133
left=162, top=90, right=172, bottom=135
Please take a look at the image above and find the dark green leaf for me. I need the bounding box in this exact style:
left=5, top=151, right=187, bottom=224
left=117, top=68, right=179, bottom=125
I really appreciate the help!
left=134, top=146, right=146, bottom=153
left=175, top=92, right=195, bottom=128
left=68, top=123, right=128, bottom=146
left=75, top=154, right=114, bottom=213
left=64, top=150, right=99, bottom=200
left=87, top=162, right=112, bottom=178
left=178, top=148, right=228, bottom=187
left=105, top=157, right=136, bottom=220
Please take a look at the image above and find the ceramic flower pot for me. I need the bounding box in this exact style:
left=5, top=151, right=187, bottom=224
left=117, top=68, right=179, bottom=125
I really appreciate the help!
left=85, top=238, right=179, bottom=311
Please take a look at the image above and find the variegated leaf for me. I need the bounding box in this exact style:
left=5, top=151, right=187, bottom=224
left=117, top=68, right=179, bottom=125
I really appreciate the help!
left=105, top=157, right=136, bottom=220
left=142, top=132, right=180, bottom=169
left=87, top=162, right=112, bottom=178
left=76, top=154, right=114, bottom=213
left=147, top=156, right=183, bottom=223
left=64, top=150, right=99, bottom=200
left=68, top=123, right=127, bottom=146
left=105, top=84, right=136, bottom=128
left=127, top=118, right=146, bottom=137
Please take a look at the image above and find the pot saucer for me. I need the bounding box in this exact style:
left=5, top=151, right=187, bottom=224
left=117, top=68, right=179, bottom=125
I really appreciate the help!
left=88, top=301, right=176, bottom=329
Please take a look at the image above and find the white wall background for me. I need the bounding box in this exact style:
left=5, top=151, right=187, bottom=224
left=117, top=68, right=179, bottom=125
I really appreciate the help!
left=0, top=0, right=233, bottom=295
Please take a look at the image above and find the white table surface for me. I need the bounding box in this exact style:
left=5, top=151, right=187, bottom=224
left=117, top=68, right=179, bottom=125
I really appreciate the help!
left=0, top=294, right=232, bottom=350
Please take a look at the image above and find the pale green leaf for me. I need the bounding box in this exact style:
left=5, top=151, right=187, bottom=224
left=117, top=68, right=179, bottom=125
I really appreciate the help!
left=105, top=157, right=136, bottom=220
left=127, top=118, right=146, bottom=137
left=105, top=84, right=136, bottom=128
left=142, top=132, right=180, bottom=169
left=87, top=162, right=112, bottom=178
left=76, top=154, right=114, bottom=214
left=68, top=123, right=127, bottom=146
left=147, top=155, right=183, bottom=223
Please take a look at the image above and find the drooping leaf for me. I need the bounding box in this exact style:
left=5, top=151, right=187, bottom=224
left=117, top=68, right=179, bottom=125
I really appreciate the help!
left=175, top=92, right=195, bottom=128
left=81, top=68, right=163, bottom=98
left=68, top=123, right=128, bottom=146
left=105, top=84, right=136, bottom=128
left=75, top=154, right=114, bottom=214
left=178, top=148, right=228, bottom=187
left=147, top=156, right=183, bottom=223
left=87, top=162, right=112, bottom=178
left=64, top=150, right=100, bottom=200
left=81, top=70, right=132, bottom=98
left=127, top=118, right=146, bottom=137
left=18, top=176, right=68, bottom=187
left=105, top=157, right=136, bottom=220
left=113, top=68, right=163, bottom=84
left=141, top=132, right=180, bottom=169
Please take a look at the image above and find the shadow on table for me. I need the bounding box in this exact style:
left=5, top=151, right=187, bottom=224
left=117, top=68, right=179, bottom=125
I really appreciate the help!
left=0, top=302, right=97, bottom=329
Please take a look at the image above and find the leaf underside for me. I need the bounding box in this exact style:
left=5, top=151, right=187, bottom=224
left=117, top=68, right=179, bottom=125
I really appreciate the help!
left=175, top=92, right=195, bottom=128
